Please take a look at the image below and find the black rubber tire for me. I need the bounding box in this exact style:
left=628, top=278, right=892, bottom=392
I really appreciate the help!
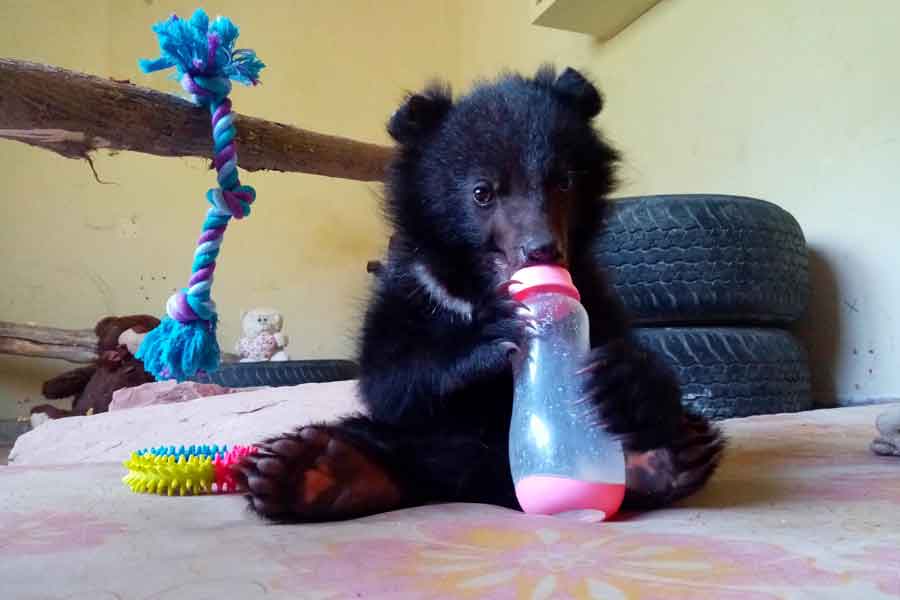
left=633, top=327, right=812, bottom=420
left=595, top=194, right=809, bottom=325
left=193, top=360, right=359, bottom=388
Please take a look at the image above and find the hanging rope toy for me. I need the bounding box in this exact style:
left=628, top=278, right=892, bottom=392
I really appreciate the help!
left=135, top=9, right=265, bottom=381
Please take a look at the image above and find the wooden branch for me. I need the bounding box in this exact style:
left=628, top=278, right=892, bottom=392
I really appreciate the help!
left=0, top=59, right=394, bottom=182
left=0, top=337, right=98, bottom=364
left=0, top=321, right=97, bottom=348
left=0, top=320, right=242, bottom=365
left=0, top=321, right=98, bottom=364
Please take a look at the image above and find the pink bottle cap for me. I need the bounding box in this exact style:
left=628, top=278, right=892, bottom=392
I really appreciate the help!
left=509, top=265, right=580, bottom=303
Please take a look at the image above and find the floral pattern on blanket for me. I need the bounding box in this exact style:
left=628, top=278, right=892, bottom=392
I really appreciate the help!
left=1, top=404, right=899, bottom=600
left=842, top=545, right=900, bottom=596
left=0, top=510, right=126, bottom=556
left=268, top=509, right=844, bottom=600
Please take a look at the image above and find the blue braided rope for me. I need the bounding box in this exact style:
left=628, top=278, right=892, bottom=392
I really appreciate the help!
left=135, top=9, right=265, bottom=381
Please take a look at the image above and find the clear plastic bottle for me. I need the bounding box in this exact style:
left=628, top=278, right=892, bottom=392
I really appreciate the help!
left=508, top=265, right=626, bottom=521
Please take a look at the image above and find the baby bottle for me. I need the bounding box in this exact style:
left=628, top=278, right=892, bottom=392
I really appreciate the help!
left=508, top=265, right=626, bottom=521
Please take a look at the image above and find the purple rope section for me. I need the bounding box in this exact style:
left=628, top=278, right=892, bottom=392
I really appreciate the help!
left=163, top=34, right=256, bottom=324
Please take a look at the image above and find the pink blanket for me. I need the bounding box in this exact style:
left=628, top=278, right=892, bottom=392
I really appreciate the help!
left=4, top=386, right=899, bottom=599
left=11, top=380, right=364, bottom=465
left=109, top=379, right=248, bottom=410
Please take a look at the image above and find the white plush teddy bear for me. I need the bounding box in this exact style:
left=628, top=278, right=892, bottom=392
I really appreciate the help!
left=235, top=307, right=290, bottom=362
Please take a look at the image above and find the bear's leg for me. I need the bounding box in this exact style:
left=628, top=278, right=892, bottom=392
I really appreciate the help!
left=578, top=337, right=725, bottom=508
left=238, top=415, right=724, bottom=522
left=622, top=412, right=725, bottom=509
left=237, top=416, right=517, bottom=522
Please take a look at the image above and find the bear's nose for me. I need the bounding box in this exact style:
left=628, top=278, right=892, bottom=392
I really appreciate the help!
left=523, top=240, right=563, bottom=265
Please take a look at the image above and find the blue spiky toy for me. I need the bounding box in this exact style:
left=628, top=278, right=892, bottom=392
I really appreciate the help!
left=135, top=9, right=265, bottom=381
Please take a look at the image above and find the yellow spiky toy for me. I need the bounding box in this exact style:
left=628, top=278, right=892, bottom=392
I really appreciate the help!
left=123, top=444, right=256, bottom=496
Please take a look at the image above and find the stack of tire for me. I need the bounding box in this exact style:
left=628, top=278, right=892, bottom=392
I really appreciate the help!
left=594, top=194, right=812, bottom=420
left=194, top=359, right=359, bottom=388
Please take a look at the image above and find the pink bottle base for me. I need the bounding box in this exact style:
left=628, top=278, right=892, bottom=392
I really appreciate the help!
left=515, top=475, right=625, bottom=520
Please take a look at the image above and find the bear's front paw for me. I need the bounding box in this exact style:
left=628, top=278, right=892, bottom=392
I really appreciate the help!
left=475, top=282, right=537, bottom=360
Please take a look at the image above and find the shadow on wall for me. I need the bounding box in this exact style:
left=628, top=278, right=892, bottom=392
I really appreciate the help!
left=792, top=247, right=840, bottom=408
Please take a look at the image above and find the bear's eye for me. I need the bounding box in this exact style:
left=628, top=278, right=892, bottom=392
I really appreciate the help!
left=472, top=183, right=495, bottom=207
left=556, top=173, right=575, bottom=192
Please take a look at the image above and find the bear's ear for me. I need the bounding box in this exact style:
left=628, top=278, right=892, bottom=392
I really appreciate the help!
left=387, top=82, right=453, bottom=145
left=553, top=67, right=603, bottom=119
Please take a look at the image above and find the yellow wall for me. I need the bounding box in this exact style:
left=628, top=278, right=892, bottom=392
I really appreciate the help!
left=3, top=0, right=898, bottom=418
left=0, top=0, right=460, bottom=418
left=457, top=0, right=900, bottom=406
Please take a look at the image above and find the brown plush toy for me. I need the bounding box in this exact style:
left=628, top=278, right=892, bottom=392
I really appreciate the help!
left=31, top=315, right=160, bottom=419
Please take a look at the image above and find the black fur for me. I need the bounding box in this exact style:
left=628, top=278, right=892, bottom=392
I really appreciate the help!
left=239, top=66, right=724, bottom=521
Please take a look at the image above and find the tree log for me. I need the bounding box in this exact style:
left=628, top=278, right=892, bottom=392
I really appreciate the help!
left=0, top=320, right=243, bottom=365
left=0, top=58, right=394, bottom=182
left=0, top=337, right=98, bottom=364
left=0, top=321, right=97, bottom=348
left=0, top=322, right=98, bottom=364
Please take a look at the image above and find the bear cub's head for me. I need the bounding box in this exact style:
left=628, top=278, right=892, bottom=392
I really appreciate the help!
left=385, top=65, right=620, bottom=295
